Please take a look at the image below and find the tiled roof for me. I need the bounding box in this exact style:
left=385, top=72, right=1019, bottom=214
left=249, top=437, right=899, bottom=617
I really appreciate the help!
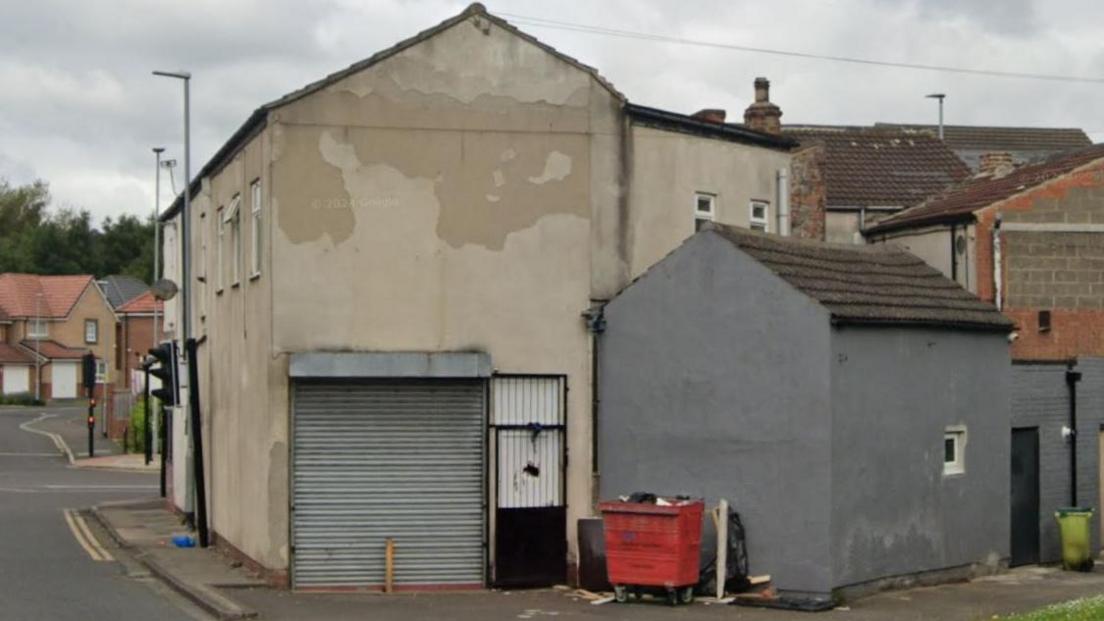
left=0, top=274, right=93, bottom=319
left=0, top=343, right=34, bottom=364
left=709, top=224, right=1012, bottom=331
left=867, top=143, right=1104, bottom=234
left=100, top=275, right=148, bottom=309
left=784, top=126, right=970, bottom=208
left=875, top=123, right=1091, bottom=156
left=20, top=339, right=88, bottom=360
left=117, top=291, right=162, bottom=314
left=628, top=104, right=797, bottom=150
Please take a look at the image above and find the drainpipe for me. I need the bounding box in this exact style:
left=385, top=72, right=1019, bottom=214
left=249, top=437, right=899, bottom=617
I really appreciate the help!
left=1066, top=364, right=1083, bottom=506
left=992, top=216, right=1003, bottom=310
left=776, top=168, right=791, bottom=237
left=583, top=305, right=606, bottom=507
left=950, top=225, right=958, bottom=283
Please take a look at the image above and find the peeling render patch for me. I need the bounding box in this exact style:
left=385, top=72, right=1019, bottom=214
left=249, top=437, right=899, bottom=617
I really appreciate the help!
left=528, top=151, right=573, bottom=185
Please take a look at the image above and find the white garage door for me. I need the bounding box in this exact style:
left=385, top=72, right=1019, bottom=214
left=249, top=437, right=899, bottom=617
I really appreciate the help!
left=52, top=362, right=78, bottom=399
left=2, top=365, right=30, bottom=395
left=292, top=380, right=485, bottom=589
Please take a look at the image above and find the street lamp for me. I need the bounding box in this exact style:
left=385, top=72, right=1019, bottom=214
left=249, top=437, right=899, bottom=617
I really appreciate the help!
left=161, top=159, right=178, bottom=196
left=926, top=93, right=946, bottom=140
left=152, top=70, right=191, bottom=344
left=152, top=147, right=164, bottom=345
left=34, top=293, right=42, bottom=402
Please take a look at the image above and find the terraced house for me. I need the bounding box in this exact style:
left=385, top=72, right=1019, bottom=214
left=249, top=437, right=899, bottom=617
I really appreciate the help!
left=159, top=3, right=809, bottom=590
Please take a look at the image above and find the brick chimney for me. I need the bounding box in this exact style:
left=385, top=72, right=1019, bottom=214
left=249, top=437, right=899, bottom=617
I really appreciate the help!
left=743, top=77, right=782, bottom=135
left=978, top=152, right=1015, bottom=178
left=691, top=108, right=727, bottom=124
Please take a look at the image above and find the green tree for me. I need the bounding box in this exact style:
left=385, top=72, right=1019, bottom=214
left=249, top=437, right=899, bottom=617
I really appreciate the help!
left=0, top=179, right=50, bottom=272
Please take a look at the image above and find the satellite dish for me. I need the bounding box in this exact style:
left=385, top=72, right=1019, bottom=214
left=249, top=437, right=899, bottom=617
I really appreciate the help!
left=151, top=278, right=179, bottom=301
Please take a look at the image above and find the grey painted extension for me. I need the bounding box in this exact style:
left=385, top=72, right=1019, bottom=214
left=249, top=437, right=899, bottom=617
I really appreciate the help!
left=597, top=225, right=1011, bottom=598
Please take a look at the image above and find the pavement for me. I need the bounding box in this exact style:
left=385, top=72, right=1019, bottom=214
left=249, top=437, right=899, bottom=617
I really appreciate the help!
left=90, top=496, right=1104, bottom=621
left=0, top=405, right=207, bottom=620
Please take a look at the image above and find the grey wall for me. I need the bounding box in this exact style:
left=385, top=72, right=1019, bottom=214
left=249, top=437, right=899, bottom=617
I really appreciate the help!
left=830, top=327, right=1011, bottom=589
left=1011, top=358, right=1104, bottom=562
left=598, top=231, right=836, bottom=595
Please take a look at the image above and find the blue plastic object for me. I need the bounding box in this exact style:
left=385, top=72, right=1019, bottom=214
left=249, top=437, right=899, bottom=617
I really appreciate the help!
left=172, top=535, right=196, bottom=548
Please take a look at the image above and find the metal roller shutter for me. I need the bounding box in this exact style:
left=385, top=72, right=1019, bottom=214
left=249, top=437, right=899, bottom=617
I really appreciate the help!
left=292, top=379, right=485, bottom=588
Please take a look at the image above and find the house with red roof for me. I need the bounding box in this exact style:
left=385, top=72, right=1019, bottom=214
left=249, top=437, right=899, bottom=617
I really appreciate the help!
left=114, top=289, right=164, bottom=390
left=865, top=144, right=1104, bottom=361
left=0, top=273, right=119, bottom=401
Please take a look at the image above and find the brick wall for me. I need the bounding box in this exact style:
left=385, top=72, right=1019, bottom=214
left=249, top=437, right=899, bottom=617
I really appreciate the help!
left=1011, top=359, right=1104, bottom=563
left=973, top=167, right=1104, bottom=360
left=789, top=144, right=826, bottom=241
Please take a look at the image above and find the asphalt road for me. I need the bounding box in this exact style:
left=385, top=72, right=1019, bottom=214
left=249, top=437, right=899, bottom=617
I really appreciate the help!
left=0, top=405, right=206, bottom=621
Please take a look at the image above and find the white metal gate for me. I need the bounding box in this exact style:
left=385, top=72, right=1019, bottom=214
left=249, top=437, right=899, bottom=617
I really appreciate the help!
left=291, top=380, right=485, bottom=588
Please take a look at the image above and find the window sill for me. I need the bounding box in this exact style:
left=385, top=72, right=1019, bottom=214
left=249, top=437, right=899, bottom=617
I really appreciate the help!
left=216, top=288, right=224, bottom=296
left=249, top=272, right=261, bottom=281
left=231, top=281, right=241, bottom=289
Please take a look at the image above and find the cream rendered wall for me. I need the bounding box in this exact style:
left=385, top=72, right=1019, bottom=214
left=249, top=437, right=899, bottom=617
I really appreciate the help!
left=872, top=226, right=954, bottom=279
left=265, top=16, right=618, bottom=574
left=627, top=125, right=791, bottom=279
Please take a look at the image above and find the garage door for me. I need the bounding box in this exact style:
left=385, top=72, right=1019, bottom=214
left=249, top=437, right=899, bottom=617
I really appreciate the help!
left=2, top=365, right=30, bottom=395
left=52, top=362, right=78, bottom=399
left=292, top=380, right=485, bottom=588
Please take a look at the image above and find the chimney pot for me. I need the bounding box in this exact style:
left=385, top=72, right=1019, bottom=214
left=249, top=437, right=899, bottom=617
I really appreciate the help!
left=691, top=108, right=727, bottom=124
left=744, top=77, right=783, bottom=135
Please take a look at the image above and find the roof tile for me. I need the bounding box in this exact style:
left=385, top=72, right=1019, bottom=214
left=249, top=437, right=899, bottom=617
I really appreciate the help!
left=0, top=274, right=93, bottom=319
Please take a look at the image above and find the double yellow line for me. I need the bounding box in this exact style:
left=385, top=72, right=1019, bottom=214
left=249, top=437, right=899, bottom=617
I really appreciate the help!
left=63, top=509, right=114, bottom=562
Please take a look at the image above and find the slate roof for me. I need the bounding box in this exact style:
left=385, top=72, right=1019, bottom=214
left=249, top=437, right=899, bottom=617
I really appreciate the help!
left=99, top=275, right=149, bottom=310
left=867, top=143, right=1104, bottom=234
left=784, top=126, right=970, bottom=209
left=709, top=224, right=1012, bottom=331
left=0, top=274, right=93, bottom=319
left=117, top=291, right=162, bottom=314
left=20, top=339, right=88, bottom=360
left=876, top=123, right=1091, bottom=169
left=0, top=343, right=34, bottom=364
left=629, top=104, right=796, bottom=150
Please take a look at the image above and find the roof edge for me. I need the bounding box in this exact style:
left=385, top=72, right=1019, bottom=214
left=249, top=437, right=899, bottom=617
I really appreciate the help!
left=627, top=104, right=797, bottom=150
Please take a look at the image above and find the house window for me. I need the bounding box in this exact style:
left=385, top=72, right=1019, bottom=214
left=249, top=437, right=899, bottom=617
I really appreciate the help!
left=216, top=206, right=225, bottom=292
left=750, top=200, right=769, bottom=232
left=225, top=194, right=242, bottom=286
left=95, top=359, right=107, bottom=383
left=694, top=192, right=715, bottom=231
left=27, top=319, right=48, bottom=339
left=250, top=180, right=262, bottom=278
left=943, top=426, right=967, bottom=476
left=198, top=212, right=207, bottom=284
left=84, top=319, right=98, bottom=344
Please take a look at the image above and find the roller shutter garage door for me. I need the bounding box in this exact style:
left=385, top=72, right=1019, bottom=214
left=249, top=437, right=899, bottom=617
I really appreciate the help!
left=292, top=380, right=485, bottom=588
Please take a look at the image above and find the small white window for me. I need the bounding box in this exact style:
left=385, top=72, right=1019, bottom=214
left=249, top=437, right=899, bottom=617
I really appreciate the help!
left=95, top=359, right=107, bottom=383
left=943, top=426, right=967, bottom=476
left=250, top=180, right=262, bottom=278
left=216, top=206, right=225, bottom=292
left=28, top=319, right=48, bottom=339
left=694, top=192, right=715, bottom=231
left=225, top=195, right=242, bottom=286
left=750, top=200, right=769, bottom=232
left=84, top=319, right=98, bottom=344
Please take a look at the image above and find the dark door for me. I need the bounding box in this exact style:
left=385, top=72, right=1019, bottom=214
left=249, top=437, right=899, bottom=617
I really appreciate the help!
left=1010, top=428, right=1040, bottom=567
left=491, top=376, right=567, bottom=587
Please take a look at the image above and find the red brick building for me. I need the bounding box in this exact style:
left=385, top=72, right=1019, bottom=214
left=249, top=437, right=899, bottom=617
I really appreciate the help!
left=115, top=290, right=164, bottom=390
left=866, top=144, right=1104, bottom=361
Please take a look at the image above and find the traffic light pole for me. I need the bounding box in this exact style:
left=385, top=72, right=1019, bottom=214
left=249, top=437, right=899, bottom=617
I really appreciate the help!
left=87, top=390, right=95, bottom=459
left=143, top=365, right=152, bottom=465
left=185, top=338, right=208, bottom=548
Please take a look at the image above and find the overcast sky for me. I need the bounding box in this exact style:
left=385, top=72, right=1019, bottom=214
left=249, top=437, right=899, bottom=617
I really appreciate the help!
left=2, top=0, right=1101, bottom=224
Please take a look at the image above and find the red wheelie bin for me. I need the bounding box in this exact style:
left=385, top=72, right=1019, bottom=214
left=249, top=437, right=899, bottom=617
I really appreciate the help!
left=599, top=498, right=704, bottom=605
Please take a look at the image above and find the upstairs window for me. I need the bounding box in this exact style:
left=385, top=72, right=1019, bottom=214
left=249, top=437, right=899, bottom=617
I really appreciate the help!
left=225, top=194, right=242, bottom=286
left=694, top=193, right=715, bottom=231
left=750, top=200, right=769, bottom=232
left=250, top=180, right=262, bottom=278
left=84, top=319, right=98, bottom=344
left=27, top=319, right=48, bottom=339
left=216, top=206, right=225, bottom=292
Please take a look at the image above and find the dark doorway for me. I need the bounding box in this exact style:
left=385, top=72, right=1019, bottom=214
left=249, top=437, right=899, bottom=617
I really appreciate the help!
left=490, top=376, right=567, bottom=588
left=1011, top=427, right=1041, bottom=567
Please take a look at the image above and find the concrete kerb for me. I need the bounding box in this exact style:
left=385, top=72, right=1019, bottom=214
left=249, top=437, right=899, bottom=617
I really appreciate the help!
left=18, top=412, right=75, bottom=464
left=89, top=503, right=258, bottom=621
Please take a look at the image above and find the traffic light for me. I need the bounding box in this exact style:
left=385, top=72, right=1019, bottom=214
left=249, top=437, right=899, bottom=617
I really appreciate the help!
left=81, top=353, right=96, bottom=392
left=148, top=341, right=179, bottom=406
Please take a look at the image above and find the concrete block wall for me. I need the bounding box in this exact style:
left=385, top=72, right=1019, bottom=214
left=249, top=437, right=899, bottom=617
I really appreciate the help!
left=1010, top=359, right=1104, bottom=563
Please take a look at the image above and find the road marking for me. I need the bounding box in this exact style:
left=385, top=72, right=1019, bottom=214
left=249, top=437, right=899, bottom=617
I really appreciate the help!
left=18, top=413, right=75, bottom=464
left=43, top=485, right=158, bottom=490
left=63, top=509, right=113, bottom=561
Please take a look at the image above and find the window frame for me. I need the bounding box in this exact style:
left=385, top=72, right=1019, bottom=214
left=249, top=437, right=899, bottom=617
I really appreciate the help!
left=250, top=180, right=262, bottom=279
left=95, top=358, right=107, bottom=383
left=27, top=318, right=48, bottom=339
left=226, top=194, right=242, bottom=287
left=216, top=205, right=225, bottom=293
left=943, top=426, right=967, bottom=476
left=84, top=318, right=98, bottom=344
left=749, top=200, right=770, bottom=232
left=694, top=192, right=716, bottom=231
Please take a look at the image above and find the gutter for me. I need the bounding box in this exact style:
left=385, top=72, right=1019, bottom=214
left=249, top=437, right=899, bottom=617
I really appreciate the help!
left=1066, top=364, right=1083, bottom=506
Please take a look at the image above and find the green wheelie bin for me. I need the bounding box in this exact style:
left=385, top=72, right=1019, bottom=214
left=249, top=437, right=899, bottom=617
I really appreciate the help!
left=1055, top=507, right=1095, bottom=572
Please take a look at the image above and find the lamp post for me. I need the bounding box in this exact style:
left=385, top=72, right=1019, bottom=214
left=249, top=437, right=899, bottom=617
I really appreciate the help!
left=152, top=147, right=164, bottom=345
left=152, top=70, right=191, bottom=344
left=926, top=93, right=946, bottom=140
left=34, top=293, right=42, bottom=401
